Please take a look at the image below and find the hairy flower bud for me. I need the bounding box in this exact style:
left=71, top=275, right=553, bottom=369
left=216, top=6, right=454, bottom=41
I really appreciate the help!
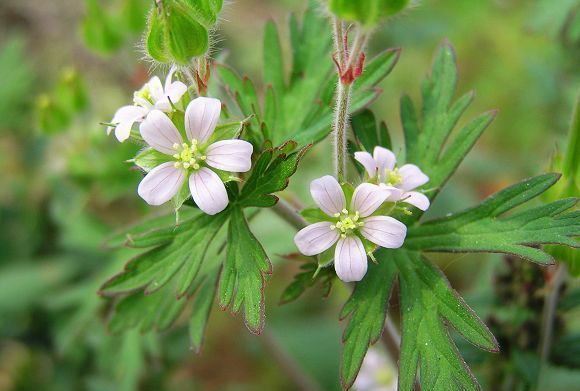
left=146, top=0, right=223, bottom=65
left=328, top=0, right=412, bottom=26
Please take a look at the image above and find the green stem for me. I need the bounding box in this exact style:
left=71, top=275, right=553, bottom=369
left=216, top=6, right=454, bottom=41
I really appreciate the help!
left=272, top=198, right=307, bottom=230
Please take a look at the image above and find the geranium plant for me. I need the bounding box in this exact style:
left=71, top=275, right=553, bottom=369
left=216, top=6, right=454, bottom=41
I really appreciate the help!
left=99, top=1, right=579, bottom=389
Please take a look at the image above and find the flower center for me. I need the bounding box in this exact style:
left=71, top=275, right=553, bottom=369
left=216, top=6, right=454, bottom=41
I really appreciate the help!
left=172, top=140, right=206, bottom=170
left=385, top=168, right=402, bottom=186
left=330, top=209, right=364, bottom=238
left=133, top=84, right=152, bottom=105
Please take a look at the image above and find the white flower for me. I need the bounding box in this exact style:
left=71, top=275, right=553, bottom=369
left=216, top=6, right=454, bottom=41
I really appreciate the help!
left=294, top=176, right=406, bottom=282
left=137, top=97, right=253, bottom=215
left=354, top=146, right=430, bottom=211
left=353, top=348, right=398, bottom=391
left=107, top=66, right=188, bottom=142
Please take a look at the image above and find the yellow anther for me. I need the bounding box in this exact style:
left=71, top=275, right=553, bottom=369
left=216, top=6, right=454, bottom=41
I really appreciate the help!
left=193, top=163, right=200, bottom=170
left=342, top=209, right=348, bottom=215
left=200, top=155, right=207, bottom=160
left=174, top=162, right=181, bottom=168
left=173, top=153, right=179, bottom=159
left=334, top=213, right=341, bottom=218
left=182, top=143, right=188, bottom=148
left=173, top=143, right=180, bottom=150
left=341, top=234, right=347, bottom=238
left=330, top=225, right=336, bottom=230
left=183, top=162, right=190, bottom=169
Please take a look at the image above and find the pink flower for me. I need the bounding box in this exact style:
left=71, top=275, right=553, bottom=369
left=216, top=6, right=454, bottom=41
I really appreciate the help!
left=294, top=176, right=406, bottom=282
left=354, top=146, right=430, bottom=211
left=137, top=97, right=253, bottom=215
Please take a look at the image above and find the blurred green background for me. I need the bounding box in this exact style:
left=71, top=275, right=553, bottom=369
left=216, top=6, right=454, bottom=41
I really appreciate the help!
left=0, top=0, right=578, bottom=390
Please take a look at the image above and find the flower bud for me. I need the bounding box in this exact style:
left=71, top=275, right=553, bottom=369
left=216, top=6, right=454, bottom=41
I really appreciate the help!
left=328, top=0, right=412, bottom=26
left=146, top=0, right=223, bottom=65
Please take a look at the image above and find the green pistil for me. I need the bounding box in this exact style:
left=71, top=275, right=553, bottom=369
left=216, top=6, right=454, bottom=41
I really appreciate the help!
left=133, top=85, right=152, bottom=105
left=330, top=209, right=364, bottom=238
left=172, top=140, right=206, bottom=170
left=385, top=167, right=403, bottom=186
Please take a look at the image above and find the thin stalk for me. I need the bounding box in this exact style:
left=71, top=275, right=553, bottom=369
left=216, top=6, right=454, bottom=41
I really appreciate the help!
left=539, top=264, right=567, bottom=362
left=333, top=17, right=347, bottom=67
left=345, top=30, right=368, bottom=71
left=272, top=198, right=307, bottom=230
left=333, top=82, right=352, bottom=182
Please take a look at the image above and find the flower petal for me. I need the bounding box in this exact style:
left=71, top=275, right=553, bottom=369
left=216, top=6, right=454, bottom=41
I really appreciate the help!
left=351, top=183, right=388, bottom=217
left=148, top=76, right=165, bottom=103
left=206, top=140, right=253, bottom=172
left=310, top=175, right=346, bottom=217
left=402, top=191, right=430, bottom=211
left=379, top=183, right=404, bottom=202
left=334, top=236, right=368, bottom=282
left=373, top=146, right=396, bottom=179
left=165, top=81, right=187, bottom=104
left=109, top=105, right=147, bottom=140
left=354, top=151, right=377, bottom=178
left=398, top=164, right=429, bottom=191
left=137, top=162, right=185, bottom=206
left=164, top=65, right=178, bottom=90
left=185, top=97, right=221, bottom=143
left=360, top=216, right=406, bottom=249
left=188, top=167, right=229, bottom=215
left=294, top=222, right=340, bottom=256
left=140, top=110, right=183, bottom=155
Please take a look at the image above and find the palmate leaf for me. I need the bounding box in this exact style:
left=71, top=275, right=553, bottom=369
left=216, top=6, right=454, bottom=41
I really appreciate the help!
left=405, top=174, right=580, bottom=264
left=217, top=2, right=400, bottom=148
left=339, top=249, right=497, bottom=390
left=100, top=212, right=228, bottom=297
left=395, top=250, right=498, bottom=391
left=402, top=41, right=496, bottom=205
left=218, top=207, right=271, bottom=334
left=339, top=250, right=397, bottom=389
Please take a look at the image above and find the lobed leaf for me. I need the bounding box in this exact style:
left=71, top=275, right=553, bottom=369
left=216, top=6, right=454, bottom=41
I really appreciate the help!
left=99, top=212, right=228, bottom=296
left=401, top=41, right=496, bottom=209
left=339, top=250, right=398, bottom=389
left=405, top=174, right=580, bottom=264
left=395, top=250, right=497, bottom=391
left=237, top=143, right=310, bottom=208
left=218, top=207, right=272, bottom=334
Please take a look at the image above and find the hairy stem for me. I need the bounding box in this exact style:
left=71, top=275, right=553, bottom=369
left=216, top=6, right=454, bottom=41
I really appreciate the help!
left=333, top=82, right=352, bottom=182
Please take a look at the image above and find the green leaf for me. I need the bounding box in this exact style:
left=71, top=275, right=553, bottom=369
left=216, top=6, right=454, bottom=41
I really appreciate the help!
left=402, top=41, right=496, bottom=208
left=395, top=250, right=498, bottom=390
left=109, top=281, right=187, bottom=334
left=134, top=148, right=170, bottom=172
left=339, top=250, right=398, bottom=389
left=218, top=207, right=272, bottom=334
left=237, top=143, right=310, bottom=208
left=405, top=174, right=580, bottom=264
left=350, top=109, right=392, bottom=153
left=263, top=21, right=285, bottom=98
left=280, top=260, right=334, bottom=304
left=99, top=212, right=228, bottom=296
left=329, top=0, right=411, bottom=26
left=189, top=269, right=220, bottom=352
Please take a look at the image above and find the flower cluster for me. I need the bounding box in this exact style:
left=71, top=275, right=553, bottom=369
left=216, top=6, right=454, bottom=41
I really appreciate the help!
left=294, top=148, right=430, bottom=282
left=107, top=69, right=252, bottom=215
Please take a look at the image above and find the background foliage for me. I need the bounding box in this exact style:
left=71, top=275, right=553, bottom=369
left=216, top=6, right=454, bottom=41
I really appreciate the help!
left=0, top=0, right=578, bottom=389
